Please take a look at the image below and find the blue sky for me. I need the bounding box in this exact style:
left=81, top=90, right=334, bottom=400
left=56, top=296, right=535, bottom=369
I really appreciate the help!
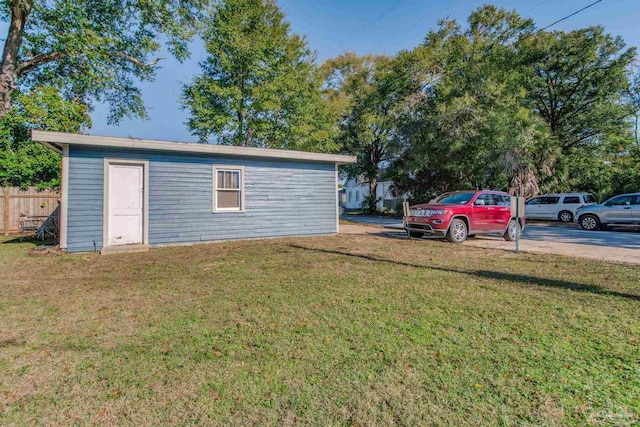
left=7, top=0, right=640, bottom=141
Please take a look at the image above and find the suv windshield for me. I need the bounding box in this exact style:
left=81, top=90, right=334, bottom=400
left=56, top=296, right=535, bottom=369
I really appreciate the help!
left=584, top=194, right=596, bottom=204
left=433, top=192, right=475, bottom=205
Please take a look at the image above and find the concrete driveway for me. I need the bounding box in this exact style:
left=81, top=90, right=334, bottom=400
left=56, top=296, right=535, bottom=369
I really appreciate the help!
left=341, top=215, right=640, bottom=264
left=343, top=215, right=404, bottom=229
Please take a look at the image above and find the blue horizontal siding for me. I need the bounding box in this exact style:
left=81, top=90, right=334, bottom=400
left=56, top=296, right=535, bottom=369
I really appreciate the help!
left=66, top=146, right=337, bottom=253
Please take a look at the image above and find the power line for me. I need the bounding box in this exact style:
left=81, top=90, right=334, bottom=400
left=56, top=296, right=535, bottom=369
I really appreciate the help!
left=524, top=0, right=553, bottom=14
left=394, top=0, right=455, bottom=39
left=526, top=0, right=603, bottom=37
left=368, top=0, right=408, bottom=28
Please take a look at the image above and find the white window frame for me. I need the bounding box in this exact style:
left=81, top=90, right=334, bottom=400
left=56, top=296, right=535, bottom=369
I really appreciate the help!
left=213, top=165, right=245, bottom=213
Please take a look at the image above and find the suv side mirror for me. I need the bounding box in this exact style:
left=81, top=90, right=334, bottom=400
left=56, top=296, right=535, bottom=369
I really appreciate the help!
left=475, top=199, right=485, bottom=206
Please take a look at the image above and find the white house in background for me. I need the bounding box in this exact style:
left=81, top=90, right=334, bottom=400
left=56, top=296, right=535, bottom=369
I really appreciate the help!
left=343, top=177, right=404, bottom=211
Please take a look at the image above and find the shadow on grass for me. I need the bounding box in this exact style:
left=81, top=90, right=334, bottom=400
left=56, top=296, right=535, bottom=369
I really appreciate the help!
left=1, top=236, right=56, bottom=245
left=290, top=244, right=640, bottom=302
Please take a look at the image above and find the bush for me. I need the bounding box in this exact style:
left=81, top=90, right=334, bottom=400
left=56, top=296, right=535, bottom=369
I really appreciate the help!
left=361, top=194, right=380, bottom=214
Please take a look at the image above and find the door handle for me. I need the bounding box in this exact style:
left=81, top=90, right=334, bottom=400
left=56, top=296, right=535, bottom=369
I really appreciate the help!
left=623, top=206, right=631, bottom=209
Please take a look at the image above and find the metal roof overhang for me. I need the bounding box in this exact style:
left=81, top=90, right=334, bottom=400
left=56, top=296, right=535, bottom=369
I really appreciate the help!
left=32, top=130, right=357, bottom=164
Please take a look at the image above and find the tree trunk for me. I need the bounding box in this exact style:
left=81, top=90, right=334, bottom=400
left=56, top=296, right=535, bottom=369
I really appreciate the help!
left=236, top=108, right=244, bottom=145
left=368, top=177, right=378, bottom=213
left=0, top=1, right=32, bottom=120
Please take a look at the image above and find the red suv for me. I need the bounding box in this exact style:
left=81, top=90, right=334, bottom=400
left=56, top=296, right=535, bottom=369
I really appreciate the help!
left=404, top=190, right=525, bottom=243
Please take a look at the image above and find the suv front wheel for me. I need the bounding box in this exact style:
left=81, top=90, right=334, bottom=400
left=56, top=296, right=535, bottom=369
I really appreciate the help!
left=446, top=218, right=468, bottom=243
left=580, top=214, right=601, bottom=231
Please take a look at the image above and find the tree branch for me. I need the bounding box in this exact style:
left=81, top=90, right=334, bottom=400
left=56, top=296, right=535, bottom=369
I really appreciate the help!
left=17, top=52, right=70, bottom=75
left=109, top=52, right=165, bottom=67
left=17, top=51, right=165, bottom=76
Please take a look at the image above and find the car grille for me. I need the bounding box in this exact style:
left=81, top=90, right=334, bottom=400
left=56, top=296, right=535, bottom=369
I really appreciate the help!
left=410, top=209, right=433, bottom=217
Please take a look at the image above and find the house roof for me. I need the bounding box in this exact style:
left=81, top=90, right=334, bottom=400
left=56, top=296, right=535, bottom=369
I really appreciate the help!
left=32, top=131, right=357, bottom=164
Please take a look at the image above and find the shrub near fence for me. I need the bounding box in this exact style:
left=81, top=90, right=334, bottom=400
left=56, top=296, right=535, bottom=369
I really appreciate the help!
left=0, top=187, right=60, bottom=235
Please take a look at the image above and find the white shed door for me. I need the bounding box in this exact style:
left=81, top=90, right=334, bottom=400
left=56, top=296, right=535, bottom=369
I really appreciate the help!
left=108, top=164, right=143, bottom=246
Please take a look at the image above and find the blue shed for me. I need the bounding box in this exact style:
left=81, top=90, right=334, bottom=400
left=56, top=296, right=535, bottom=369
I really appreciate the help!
left=33, top=131, right=356, bottom=253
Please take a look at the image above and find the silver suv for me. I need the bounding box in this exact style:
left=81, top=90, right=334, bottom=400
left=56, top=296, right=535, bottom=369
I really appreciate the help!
left=575, top=193, right=640, bottom=230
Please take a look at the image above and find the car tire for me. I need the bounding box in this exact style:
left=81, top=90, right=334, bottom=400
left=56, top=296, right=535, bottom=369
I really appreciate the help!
left=580, top=214, right=600, bottom=231
left=409, top=231, right=424, bottom=238
left=503, top=219, right=521, bottom=241
left=446, top=218, right=468, bottom=243
left=558, top=210, right=573, bottom=223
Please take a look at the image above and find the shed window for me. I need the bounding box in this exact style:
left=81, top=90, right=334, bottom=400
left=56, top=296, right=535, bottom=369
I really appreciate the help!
left=213, top=166, right=244, bottom=212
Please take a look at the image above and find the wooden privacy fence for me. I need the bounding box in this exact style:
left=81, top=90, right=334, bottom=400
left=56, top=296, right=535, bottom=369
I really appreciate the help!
left=0, top=187, right=60, bottom=235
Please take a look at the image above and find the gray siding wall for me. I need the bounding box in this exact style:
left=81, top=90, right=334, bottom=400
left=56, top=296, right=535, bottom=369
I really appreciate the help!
left=66, top=146, right=337, bottom=253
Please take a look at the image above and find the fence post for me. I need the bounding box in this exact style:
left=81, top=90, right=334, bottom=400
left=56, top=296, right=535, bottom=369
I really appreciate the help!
left=3, top=191, right=9, bottom=236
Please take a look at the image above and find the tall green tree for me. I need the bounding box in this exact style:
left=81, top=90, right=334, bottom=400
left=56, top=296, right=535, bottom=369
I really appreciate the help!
left=0, top=86, right=91, bottom=188
left=523, top=28, right=635, bottom=150
left=389, top=6, right=552, bottom=199
left=388, top=6, right=638, bottom=200
left=0, top=0, right=204, bottom=123
left=520, top=27, right=636, bottom=191
left=182, top=0, right=337, bottom=151
left=323, top=53, right=413, bottom=212
left=629, top=66, right=640, bottom=144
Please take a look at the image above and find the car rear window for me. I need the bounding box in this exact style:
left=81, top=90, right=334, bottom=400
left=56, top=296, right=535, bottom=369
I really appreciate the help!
left=563, top=196, right=580, bottom=204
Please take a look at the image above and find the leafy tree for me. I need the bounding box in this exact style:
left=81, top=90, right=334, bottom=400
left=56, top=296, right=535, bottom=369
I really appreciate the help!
left=388, top=6, right=638, bottom=200
left=0, top=0, right=204, bottom=123
left=182, top=0, right=338, bottom=151
left=0, top=86, right=91, bottom=188
left=389, top=7, right=552, bottom=199
left=629, top=66, right=640, bottom=144
left=609, top=143, right=640, bottom=195
left=518, top=27, right=636, bottom=192
left=523, top=28, right=635, bottom=151
left=323, top=53, right=412, bottom=213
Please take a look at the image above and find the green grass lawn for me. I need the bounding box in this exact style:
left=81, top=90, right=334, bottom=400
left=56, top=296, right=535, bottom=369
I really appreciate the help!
left=0, top=234, right=638, bottom=426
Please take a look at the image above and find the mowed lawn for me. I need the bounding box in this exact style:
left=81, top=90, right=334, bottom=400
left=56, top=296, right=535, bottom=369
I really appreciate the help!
left=0, top=234, right=638, bottom=426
